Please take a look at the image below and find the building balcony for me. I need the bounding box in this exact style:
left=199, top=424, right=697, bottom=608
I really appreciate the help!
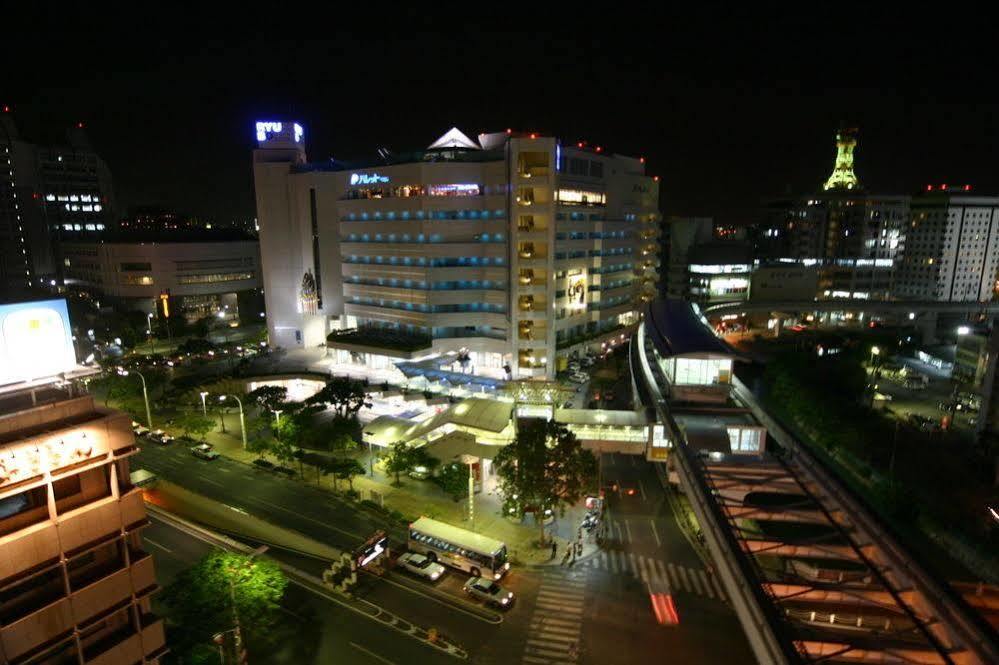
left=83, top=626, right=143, bottom=665
left=0, top=597, right=74, bottom=663
left=70, top=567, right=131, bottom=625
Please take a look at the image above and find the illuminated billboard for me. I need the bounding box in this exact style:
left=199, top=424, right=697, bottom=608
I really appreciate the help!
left=567, top=272, right=587, bottom=311
left=0, top=299, right=78, bottom=386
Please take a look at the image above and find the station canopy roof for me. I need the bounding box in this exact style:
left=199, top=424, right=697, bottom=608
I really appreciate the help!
left=644, top=299, right=740, bottom=359
left=362, top=397, right=513, bottom=446
left=554, top=409, right=651, bottom=427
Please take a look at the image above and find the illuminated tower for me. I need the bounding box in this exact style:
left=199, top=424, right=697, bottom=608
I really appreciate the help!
left=822, top=126, right=860, bottom=191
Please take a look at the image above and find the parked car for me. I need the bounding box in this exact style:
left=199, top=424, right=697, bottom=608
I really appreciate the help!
left=571, top=372, right=589, bottom=383
left=132, top=422, right=150, bottom=437
left=252, top=458, right=275, bottom=471
left=409, top=465, right=431, bottom=480
left=397, top=552, right=446, bottom=581
left=274, top=466, right=297, bottom=478
left=149, top=430, right=174, bottom=445
left=567, top=362, right=581, bottom=372
left=580, top=357, right=595, bottom=368
left=190, top=443, right=219, bottom=460
left=463, top=577, right=514, bottom=608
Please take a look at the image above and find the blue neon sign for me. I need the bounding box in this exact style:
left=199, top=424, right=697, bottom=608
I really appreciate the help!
left=255, top=121, right=304, bottom=144
left=350, top=173, right=390, bottom=185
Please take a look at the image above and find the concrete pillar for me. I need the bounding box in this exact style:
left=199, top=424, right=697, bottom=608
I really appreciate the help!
left=916, top=311, right=938, bottom=345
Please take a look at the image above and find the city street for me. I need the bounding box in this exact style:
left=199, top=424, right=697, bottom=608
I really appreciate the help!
left=135, top=442, right=757, bottom=664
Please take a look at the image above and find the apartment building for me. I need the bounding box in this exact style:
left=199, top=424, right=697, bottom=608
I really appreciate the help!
left=253, top=123, right=659, bottom=379
left=895, top=186, right=999, bottom=302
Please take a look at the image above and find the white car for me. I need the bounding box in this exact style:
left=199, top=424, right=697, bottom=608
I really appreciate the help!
left=571, top=372, right=589, bottom=383
left=397, top=552, right=446, bottom=581
left=190, top=443, right=220, bottom=460
left=463, top=577, right=514, bottom=608
left=567, top=362, right=581, bottom=372
left=132, top=422, right=150, bottom=437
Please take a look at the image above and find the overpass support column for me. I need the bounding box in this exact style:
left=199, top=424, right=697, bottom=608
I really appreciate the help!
left=916, top=311, right=938, bottom=344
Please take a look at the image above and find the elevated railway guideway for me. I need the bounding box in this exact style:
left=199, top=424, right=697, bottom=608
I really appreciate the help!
left=631, top=318, right=999, bottom=665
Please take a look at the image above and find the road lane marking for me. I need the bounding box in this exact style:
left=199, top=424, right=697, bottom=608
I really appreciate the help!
left=650, top=520, right=661, bottom=547
left=609, top=550, right=619, bottom=573
left=348, top=642, right=396, bottom=665
left=246, top=498, right=366, bottom=540
left=630, top=455, right=636, bottom=467
left=145, top=538, right=173, bottom=554
left=688, top=568, right=704, bottom=594
left=531, top=623, right=580, bottom=637
left=638, top=478, right=647, bottom=501
left=677, top=565, right=692, bottom=591
left=197, top=477, right=224, bottom=487
left=532, top=616, right=579, bottom=629
left=629, top=553, right=641, bottom=580
left=636, top=555, right=652, bottom=584
left=624, top=519, right=634, bottom=543
left=654, top=560, right=671, bottom=590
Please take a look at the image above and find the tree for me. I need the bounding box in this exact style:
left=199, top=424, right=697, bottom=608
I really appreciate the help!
left=434, top=462, right=470, bottom=501
left=383, top=441, right=416, bottom=486
left=307, top=377, right=372, bottom=418
left=175, top=411, right=214, bottom=444
left=333, top=458, right=366, bottom=492
left=160, top=551, right=288, bottom=662
left=494, top=419, right=598, bottom=545
left=271, top=417, right=302, bottom=474
left=247, top=385, right=289, bottom=415
left=247, top=434, right=273, bottom=462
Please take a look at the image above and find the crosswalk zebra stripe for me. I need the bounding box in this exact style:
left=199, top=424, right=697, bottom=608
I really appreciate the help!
left=698, top=570, right=715, bottom=598
left=535, top=602, right=584, bottom=615
left=524, top=645, right=568, bottom=658
left=667, top=562, right=680, bottom=587
left=654, top=559, right=671, bottom=590
left=636, top=555, right=653, bottom=584
left=690, top=567, right=705, bottom=594
left=522, top=656, right=552, bottom=664
left=530, top=631, right=577, bottom=644
left=609, top=550, right=620, bottom=573
left=628, top=553, right=640, bottom=579
left=532, top=615, right=579, bottom=629
left=677, top=565, right=693, bottom=591
left=531, top=622, right=580, bottom=637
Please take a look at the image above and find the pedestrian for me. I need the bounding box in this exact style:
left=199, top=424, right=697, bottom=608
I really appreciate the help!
left=551, top=540, right=557, bottom=560
left=561, top=547, right=571, bottom=566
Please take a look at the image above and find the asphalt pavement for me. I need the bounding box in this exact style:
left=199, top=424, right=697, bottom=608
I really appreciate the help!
left=136, top=442, right=759, bottom=664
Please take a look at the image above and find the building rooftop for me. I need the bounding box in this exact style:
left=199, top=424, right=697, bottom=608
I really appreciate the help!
left=60, top=229, right=258, bottom=244
left=644, top=299, right=740, bottom=359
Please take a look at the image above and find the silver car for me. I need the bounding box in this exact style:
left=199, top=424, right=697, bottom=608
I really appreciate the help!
left=463, top=576, right=514, bottom=608
left=397, top=552, right=446, bottom=581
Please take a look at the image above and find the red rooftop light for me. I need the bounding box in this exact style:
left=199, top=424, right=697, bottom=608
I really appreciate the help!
left=77, top=122, right=84, bottom=129
left=506, top=128, right=512, bottom=134
left=595, top=146, right=603, bottom=153
left=529, top=133, right=537, bottom=139
left=964, top=184, right=972, bottom=191
left=2, top=105, right=9, bottom=113
left=577, top=142, right=584, bottom=148
left=942, top=184, right=948, bottom=190
left=640, top=157, right=645, bottom=164
left=926, top=185, right=933, bottom=191
left=653, top=176, right=660, bottom=182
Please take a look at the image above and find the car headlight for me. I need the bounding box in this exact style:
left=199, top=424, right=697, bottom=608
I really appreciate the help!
left=494, top=572, right=502, bottom=579
left=430, top=572, right=439, bottom=580
left=500, top=597, right=509, bottom=604
left=504, top=562, right=511, bottom=570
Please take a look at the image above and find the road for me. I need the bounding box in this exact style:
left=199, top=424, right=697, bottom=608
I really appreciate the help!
left=144, top=514, right=457, bottom=665
left=136, top=443, right=758, bottom=664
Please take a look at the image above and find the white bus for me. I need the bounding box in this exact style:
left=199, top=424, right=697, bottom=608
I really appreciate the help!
left=408, top=517, right=510, bottom=580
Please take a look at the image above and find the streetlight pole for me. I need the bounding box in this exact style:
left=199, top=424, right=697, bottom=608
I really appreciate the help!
left=146, top=312, right=154, bottom=337
left=200, top=391, right=209, bottom=418
left=220, top=395, right=247, bottom=450
left=118, top=368, right=152, bottom=430
left=363, top=431, right=373, bottom=476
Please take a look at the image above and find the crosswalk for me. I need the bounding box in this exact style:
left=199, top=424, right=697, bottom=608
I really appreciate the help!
left=583, top=550, right=727, bottom=602
left=522, top=569, right=586, bottom=665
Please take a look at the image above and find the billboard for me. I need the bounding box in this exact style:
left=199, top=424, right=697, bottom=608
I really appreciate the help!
left=567, top=272, right=587, bottom=311
left=0, top=299, right=78, bottom=387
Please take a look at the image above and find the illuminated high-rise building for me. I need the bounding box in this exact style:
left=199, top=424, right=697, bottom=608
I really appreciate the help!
left=0, top=108, right=115, bottom=297
left=253, top=123, right=660, bottom=379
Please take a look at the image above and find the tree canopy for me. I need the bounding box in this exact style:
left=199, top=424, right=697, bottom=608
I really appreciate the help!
left=306, top=377, right=372, bottom=418
left=160, top=551, right=288, bottom=662
left=494, top=419, right=597, bottom=544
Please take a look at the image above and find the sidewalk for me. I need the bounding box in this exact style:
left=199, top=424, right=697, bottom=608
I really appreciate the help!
left=200, top=413, right=599, bottom=567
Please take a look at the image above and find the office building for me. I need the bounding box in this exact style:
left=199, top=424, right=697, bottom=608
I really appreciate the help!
left=895, top=186, right=999, bottom=302
left=661, top=217, right=714, bottom=298
left=0, top=299, right=165, bottom=664
left=253, top=123, right=659, bottom=379
left=685, top=241, right=754, bottom=304
left=0, top=109, right=115, bottom=296
left=62, top=231, right=262, bottom=323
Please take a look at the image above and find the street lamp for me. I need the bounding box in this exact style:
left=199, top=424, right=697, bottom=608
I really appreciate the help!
left=199, top=391, right=209, bottom=417
left=870, top=346, right=880, bottom=367
left=146, top=312, right=154, bottom=336
left=219, top=394, right=247, bottom=450
left=362, top=430, right=374, bottom=476
left=117, top=367, right=152, bottom=430
left=274, top=409, right=283, bottom=426
left=957, top=326, right=971, bottom=336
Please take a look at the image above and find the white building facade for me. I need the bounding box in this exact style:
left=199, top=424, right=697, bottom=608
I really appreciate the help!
left=895, top=188, right=999, bottom=302
left=252, top=124, right=659, bottom=379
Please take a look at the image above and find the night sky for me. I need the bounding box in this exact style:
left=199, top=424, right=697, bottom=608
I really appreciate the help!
left=4, top=14, right=997, bottom=225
